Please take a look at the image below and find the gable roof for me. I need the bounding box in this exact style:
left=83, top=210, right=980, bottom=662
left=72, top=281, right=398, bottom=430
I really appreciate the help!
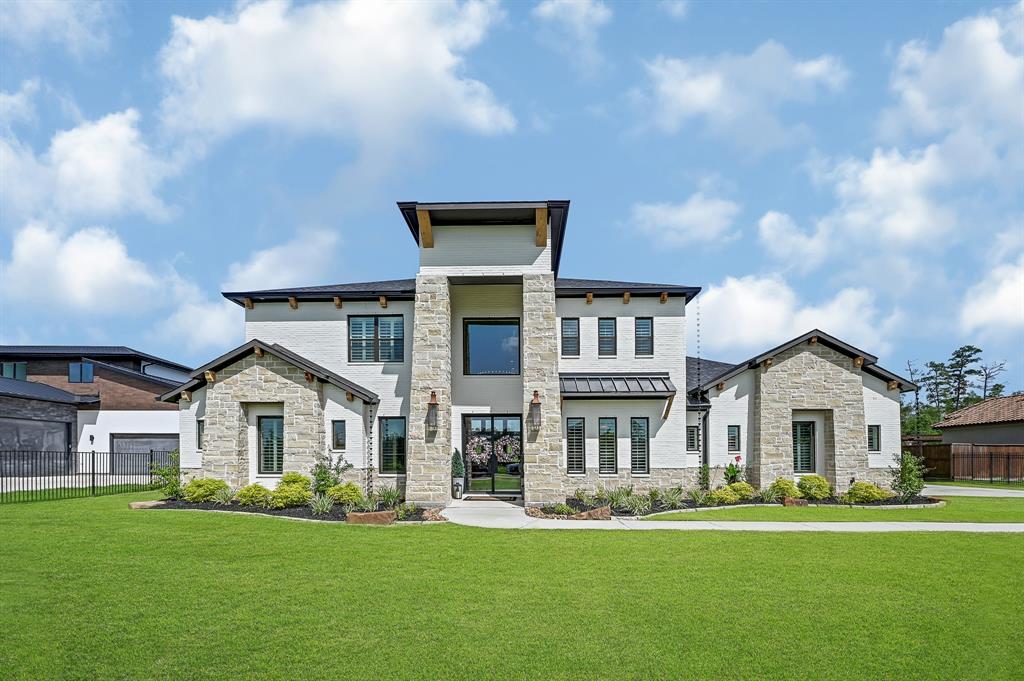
left=934, top=395, right=1024, bottom=429
left=689, top=329, right=917, bottom=394
left=159, top=340, right=378, bottom=404
left=0, top=377, right=99, bottom=405
left=686, top=357, right=737, bottom=392
left=83, top=357, right=184, bottom=389
left=0, top=345, right=191, bottom=373
left=560, top=373, right=676, bottom=399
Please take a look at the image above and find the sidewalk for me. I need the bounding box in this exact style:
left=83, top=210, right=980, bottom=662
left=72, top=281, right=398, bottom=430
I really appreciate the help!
left=921, top=484, right=1024, bottom=498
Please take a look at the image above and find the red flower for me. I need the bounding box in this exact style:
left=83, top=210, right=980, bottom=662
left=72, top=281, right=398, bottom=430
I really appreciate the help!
left=734, top=455, right=742, bottom=463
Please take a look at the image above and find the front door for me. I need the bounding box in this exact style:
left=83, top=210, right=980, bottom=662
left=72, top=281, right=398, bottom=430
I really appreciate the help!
left=464, top=415, right=522, bottom=495
left=792, top=421, right=815, bottom=473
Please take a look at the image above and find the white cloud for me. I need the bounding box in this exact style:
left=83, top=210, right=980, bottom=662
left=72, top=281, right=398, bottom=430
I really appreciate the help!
left=631, top=190, right=740, bottom=246
left=223, top=230, right=340, bottom=291
left=699, top=275, right=895, bottom=357
left=637, top=41, right=848, bottom=152
left=960, top=254, right=1024, bottom=336
left=0, top=79, right=39, bottom=129
left=154, top=296, right=243, bottom=355
left=158, top=0, right=514, bottom=169
left=0, top=0, right=112, bottom=57
left=533, top=0, right=612, bottom=73
left=658, top=1, right=688, bottom=20
left=757, top=211, right=829, bottom=272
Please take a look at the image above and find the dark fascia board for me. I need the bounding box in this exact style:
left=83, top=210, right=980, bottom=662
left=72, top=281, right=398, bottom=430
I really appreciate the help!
left=555, top=283, right=702, bottom=303
left=83, top=357, right=184, bottom=389
left=159, top=340, right=379, bottom=404
left=223, top=286, right=416, bottom=307
left=0, top=347, right=191, bottom=373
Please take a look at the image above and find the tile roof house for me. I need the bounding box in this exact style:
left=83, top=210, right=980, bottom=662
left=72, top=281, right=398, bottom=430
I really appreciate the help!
left=934, top=395, right=1024, bottom=445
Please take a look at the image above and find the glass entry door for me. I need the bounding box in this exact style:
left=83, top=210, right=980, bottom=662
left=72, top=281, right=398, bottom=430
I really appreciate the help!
left=464, top=415, right=522, bottom=495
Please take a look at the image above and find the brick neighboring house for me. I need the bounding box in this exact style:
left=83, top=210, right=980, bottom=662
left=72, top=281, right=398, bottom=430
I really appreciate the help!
left=934, top=395, right=1024, bottom=445
left=0, top=346, right=191, bottom=453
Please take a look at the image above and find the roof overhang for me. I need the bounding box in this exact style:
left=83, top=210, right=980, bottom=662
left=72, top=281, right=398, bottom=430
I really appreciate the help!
left=555, top=281, right=701, bottom=303
left=560, top=373, right=677, bottom=399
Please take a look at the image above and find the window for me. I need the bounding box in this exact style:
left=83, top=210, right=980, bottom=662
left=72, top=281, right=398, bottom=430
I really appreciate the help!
left=566, top=417, right=585, bottom=474
left=380, top=417, right=406, bottom=474
left=464, top=319, right=520, bottom=375
left=793, top=421, right=815, bottom=473
left=599, top=417, right=617, bottom=474
left=867, top=424, right=881, bottom=452
left=332, top=420, right=347, bottom=450
left=727, top=425, right=741, bottom=452
left=349, top=315, right=404, bottom=363
left=630, top=417, right=649, bottom=474
left=1, top=362, right=27, bottom=381
left=197, top=419, right=205, bottom=451
left=598, top=318, right=616, bottom=356
left=561, top=318, right=580, bottom=357
left=686, top=425, right=699, bottom=452
left=258, top=416, right=284, bottom=474
left=635, top=317, right=654, bottom=356
left=68, top=361, right=93, bottom=383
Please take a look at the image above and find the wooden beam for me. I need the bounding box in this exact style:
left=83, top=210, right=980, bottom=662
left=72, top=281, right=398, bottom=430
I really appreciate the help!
left=181, top=390, right=192, bottom=402
left=379, top=296, right=388, bottom=309
left=243, top=297, right=254, bottom=310
left=716, top=381, right=724, bottom=392
left=763, top=357, right=774, bottom=369
left=853, top=356, right=865, bottom=369
left=204, top=370, right=216, bottom=383
left=623, top=292, right=631, bottom=304
left=288, top=296, right=298, bottom=310
left=585, top=292, right=593, bottom=305
left=659, top=292, right=668, bottom=304
left=417, top=209, right=433, bottom=248
left=304, top=371, right=314, bottom=383
left=346, top=391, right=354, bottom=402
left=253, top=346, right=264, bottom=358
left=333, top=296, right=343, bottom=309
left=887, top=380, right=899, bottom=391
left=662, top=393, right=675, bottom=419
left=535, top=207, right=548, bottom=247
left=809, top=335, right=818, bottom=345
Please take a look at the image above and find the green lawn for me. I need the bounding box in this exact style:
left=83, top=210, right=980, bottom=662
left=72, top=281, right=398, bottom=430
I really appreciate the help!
left=647, top=497, right=1024, bottom=523
left=1, top=494, right=1022, bottom=680
left=927, top=479, right=1024, bottom=490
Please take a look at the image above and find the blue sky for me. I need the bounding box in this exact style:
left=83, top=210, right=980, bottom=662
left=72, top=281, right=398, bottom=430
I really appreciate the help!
left=1, top=0, right=1021, bottom=391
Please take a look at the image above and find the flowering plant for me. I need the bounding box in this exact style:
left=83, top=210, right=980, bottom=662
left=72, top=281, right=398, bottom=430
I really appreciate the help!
left=724, top=455, right=744, bottom=484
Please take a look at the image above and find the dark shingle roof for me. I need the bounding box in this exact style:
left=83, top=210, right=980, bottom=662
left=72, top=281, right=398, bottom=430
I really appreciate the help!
left=555, top=278, right=701, bottom=301
left=934, top=395, right=1024, bottom=429
left=560, top=373, right=676, bottom=399
left=686, top=357, right=737, bottom=392
left=83, top=358, right=184, bottom=389
left=0, top=346, right=191, bottom=373
left=0, top=377, right=99, bottom=405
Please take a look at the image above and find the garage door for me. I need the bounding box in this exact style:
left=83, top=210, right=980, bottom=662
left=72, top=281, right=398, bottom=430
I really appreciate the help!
left=110, top=434, right=180, bottom=474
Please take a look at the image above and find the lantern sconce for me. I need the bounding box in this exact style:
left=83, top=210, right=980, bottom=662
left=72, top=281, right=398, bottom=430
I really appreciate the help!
left=426, top=390, right=439, bottom=431
left=529, top=390, right=542, bottom=430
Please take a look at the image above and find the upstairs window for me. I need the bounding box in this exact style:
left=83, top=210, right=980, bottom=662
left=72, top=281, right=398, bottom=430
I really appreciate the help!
left=1, top=362, right=27, bottom=381
left=566, top=417, right=585, bottom=474
left=561, top=318, right=580, bottom=357
left=464, top=319, right=520, bottom=375
left=867, top=425, right=881, bottom=452
left=349, top=315, right=404, bottom=363
left=598, top=318, right=616, bottom=356
left=727, top=425, right=741, bottom=452
left=68, top=361, right=94, bottom=383
left=634, top=318, right=654, bottom=356
left=686, top=425, right=699, bottom=452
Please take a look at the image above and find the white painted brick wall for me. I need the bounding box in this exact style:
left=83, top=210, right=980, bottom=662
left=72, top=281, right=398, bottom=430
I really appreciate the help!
left=863, top=374, right=902, bottom=468
left=177, top=386, right=206, bottom=468
left=706, top=371, right=754, bottom=468
left=419, top=224, right=551, bottom=276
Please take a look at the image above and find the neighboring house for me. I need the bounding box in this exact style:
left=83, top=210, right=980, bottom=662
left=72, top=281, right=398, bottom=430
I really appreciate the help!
left=934, top=395, right=1024, bottom=445
left=0, top=346, right=190, bottom=453
left=160, top=200, right=915, bottom=505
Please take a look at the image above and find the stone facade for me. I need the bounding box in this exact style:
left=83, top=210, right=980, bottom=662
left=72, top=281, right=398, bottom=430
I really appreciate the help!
left=521, top=273, right=565, bottom=505
left=561, top=468, right=701, bottom=494
left=751, top=343, right=868, bottom=493
left=201, top=353, right=325, bottom=487
left=405, top=275, right=453, bottom=506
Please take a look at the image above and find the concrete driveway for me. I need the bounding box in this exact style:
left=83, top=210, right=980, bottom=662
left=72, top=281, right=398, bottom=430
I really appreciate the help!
left=923, top=484, right=1024, bottom=498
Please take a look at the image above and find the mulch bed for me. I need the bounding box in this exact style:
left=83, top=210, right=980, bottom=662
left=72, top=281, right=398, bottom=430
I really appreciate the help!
left=803, top=496, right=940, bottom=507
left=552, top=494, right=942, bottom=518
left=157, top=500, right=434, bottom=522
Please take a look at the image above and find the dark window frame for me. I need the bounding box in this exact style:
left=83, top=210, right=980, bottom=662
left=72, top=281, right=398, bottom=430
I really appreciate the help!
left=727, top=425, right=741, bottom=452
left=347, top=314, right=405, bottom=363
left=598, top=318, right=617, bottom=357
left=793, top=421, right=816, bottom=473
left=686, top=425, right=699, bottom=452
left=630, top=417, right=650, bottom=474
left=68, top=361, right=94, bottom=383
left=197, top=419, right=205, bottom=451
left=462, top=317, right=522, bottom=376
left=566, top=417, right=585, bottom=474
left=331, top=420, right=347, bottom=450
left=560, top=317, right=580, bottom=357
left=1, top=361, right=27, bottom=381
left=379, top=416, right=407, bottom=475
left=867, top=424, right=881, bottom=452
left=634, top=317, right=654, bottom=357
left=257, top=415, right=285, bottom=475
left=598, top=417, right=617, bottom=474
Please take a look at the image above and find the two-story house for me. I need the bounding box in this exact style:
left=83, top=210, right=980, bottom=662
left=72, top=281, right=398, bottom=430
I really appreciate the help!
left=161, top=201, right=914, bottom=505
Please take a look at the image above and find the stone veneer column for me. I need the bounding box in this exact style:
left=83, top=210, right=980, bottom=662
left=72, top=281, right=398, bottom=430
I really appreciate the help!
left=521, top=273, right=564, bottom=506
left=405, top=274, right=453, bottom=506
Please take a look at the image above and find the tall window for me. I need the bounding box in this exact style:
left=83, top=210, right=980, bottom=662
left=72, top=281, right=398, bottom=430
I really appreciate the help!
left=686, top=425, right=699, bottom=452
left=793, top=421, right=815, bottom=473
left=727, top=425, right=741, bottom=452
left=380, top=417, right=406, bottom=474
left=197, top=419, right=205, bottom=450
left=332, top=420, right=347, bottom=450
left=634, top=318, right=654, bottom=356
left=349, top=315, right=404, bottom=363
left=258, top=416, right=284, bottom=474
left=630, top=417, right=649, bottom=474
left=561, top=318, right=580, bottom=357
left=464, top=319, right=520, bottom=375
left=1, top=362, right=26, bottom=381
left=598, top=318, right=616, bottom=356
left=599, top=417, right=617, bottom=474
left=68, top=361, right=94, bottom=383
left=867, top=425, right=881, bottom=452
left=566, top=417, right=585, bottom=474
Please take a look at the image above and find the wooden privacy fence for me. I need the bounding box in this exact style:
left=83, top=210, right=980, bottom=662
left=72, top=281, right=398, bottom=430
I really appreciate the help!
left=905, top=443, right=951, bottom=480
left=950, top=444, right=1024, bottom=483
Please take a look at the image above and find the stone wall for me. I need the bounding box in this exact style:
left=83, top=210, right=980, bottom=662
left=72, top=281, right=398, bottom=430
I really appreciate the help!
left=751, top=343, right=868, bottom=492
left=521, top=273, right=564, bottom=505
left=561, top=469, right=701, bottom=495
left=0, top=395, right=78, bottom=447
left=404, top=274, right=452, bottom=506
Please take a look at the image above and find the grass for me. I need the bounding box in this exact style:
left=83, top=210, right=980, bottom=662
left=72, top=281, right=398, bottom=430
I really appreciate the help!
left=0, top=483, right=153, bottom=503
left=1, top=494, right=1022, bottom=680
left=646, top=496, right=1024, bottom=523
left=927, top=479, right=1024, bottom=490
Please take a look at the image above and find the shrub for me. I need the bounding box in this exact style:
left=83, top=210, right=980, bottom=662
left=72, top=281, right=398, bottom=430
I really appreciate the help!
left=768, top=478, right=801, bottom=500
left=724, top=456, right=744, bottom=484
left=890, top=451, right=927, bottom=502
left=311, top=452, right=352, bottom=494
left=708, top=487, right=740, bottom=506
left=451, top=449, right=465, bottom=478
left=270, top=483, right=313, bottom=509
left=756, top=485, right=781, bottom=504
left=150, top=451, right=182, bottom=499
left=728, top=481, right=755, bottom=500
left=212, top=486, right=236, bottom=506
left=327, top=482, right=364, bottom=506
left=797, top=475, right=832, bottom=500
left=622, top=494, right=652, bottom=516
left=552, top=503, right=574, bottom=516
left=236, top=483, right=273, bottom=507
left=607, top=486, right=634, bottom=510
left=648, top=488, right=662, bottom=504
left=844, top=481, right=892, bottom=503
left=182, top=478, right=229, bottom=503
left=593, top=485, right=609, bottom=503
left=279, top=472, right=312, bottom=490
left=309, top=493, right=334, bottom=516
left=375, top=486, right=402, bottom=510
left=395, top=503, right=420, bottom=520
left=661, top=487, right=684, bottom=510
left=355, top=496, right=378, bottom=512
left=688, top=488, right=711, bottom=506
left=699, top=464, right=711, bottom=491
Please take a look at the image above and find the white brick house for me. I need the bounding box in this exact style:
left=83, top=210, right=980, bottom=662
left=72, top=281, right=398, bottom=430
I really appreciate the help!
left=161, top=201, right=914, bottom=505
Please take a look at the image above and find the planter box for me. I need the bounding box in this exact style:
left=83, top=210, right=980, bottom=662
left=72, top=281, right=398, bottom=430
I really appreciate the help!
left=346, top=510, right=397, bottom=525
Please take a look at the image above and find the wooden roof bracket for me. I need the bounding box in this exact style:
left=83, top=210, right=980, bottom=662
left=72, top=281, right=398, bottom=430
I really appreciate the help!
left=333, top=296, right=343, bottom=309
left=535, top=207, right=548, bottom=247
left=243, top=297, right=254, bottom=310
left=853, top=356, right=865, bottom=369
left=288, top=296, right=298, bottom=310
left=417, top=209, right=433, bottom=248
left=623, top=292, right=631, bottom=304
left=379, top=296, right=388, bottom=308
left=204, top=370, right=216, bottom=383
left=662, top=393, right=675, bottom=419
left=585, top=292, right=593, bottom=305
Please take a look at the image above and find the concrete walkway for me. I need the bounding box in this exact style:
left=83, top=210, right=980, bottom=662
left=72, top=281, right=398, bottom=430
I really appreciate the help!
left=922, top=484, right=1024, bottom=498
left=442, top=500, right=1024, bottom=533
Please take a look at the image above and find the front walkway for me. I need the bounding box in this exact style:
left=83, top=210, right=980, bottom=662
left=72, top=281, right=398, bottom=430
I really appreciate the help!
left=921, top=484, right=1024, bottom=498
left=442, top=500, right=1024, bottom=533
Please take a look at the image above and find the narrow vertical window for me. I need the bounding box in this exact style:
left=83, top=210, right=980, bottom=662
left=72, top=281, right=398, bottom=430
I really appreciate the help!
left=197, top=419, right=205, bottom=451
left=68, top=361, right=94, bottom=383
left=566, top=417, right=585, bottom=474
left=598, top=417, right=617, bottom=474
left=561, top=318, right=580, bottom=357
left=867, top=425, right=881, bottom=452
left=793, top=421, right=815, bottom=473
left=380, top=417, right=406, bottom=474
left=630, top=417, right=649, bottom=474
left=332, top=420, right=347, bottom=450
left=727, top=425, right=741, bottom=452
left=634, top=317, right=654, bottom=356
left=258, top=416, right=284, bottom=474
left=686, top=425, right=699, bottom=452
left=598, top=318, right=616, bottom=356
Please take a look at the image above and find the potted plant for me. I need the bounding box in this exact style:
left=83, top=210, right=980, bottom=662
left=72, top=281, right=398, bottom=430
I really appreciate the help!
left=451, top=448, right=465, bottom=499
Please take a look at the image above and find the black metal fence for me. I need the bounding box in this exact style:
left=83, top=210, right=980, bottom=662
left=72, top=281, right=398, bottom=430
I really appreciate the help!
left=0, top=450, right=176, bottom=504
left=951, top=444, right=1024, bottom=484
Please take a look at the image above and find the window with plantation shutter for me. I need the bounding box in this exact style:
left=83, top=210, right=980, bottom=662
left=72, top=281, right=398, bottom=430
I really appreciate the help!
left=634, top=317, right=653, bottom=356
left=867, top=425, right=881, bottom=452
left=793, top=421, right=815, bottom=473
left=566, top=417, right=585, bottom=474
left=258, top=416, right=284, bottom=474
left=349, top=315, right=404, bottom=363
left=598, top=318, right=616, bottom=356
left=599, top=417, right=617, bottom=474
left=686, top=425, right=699, bottom=452
left=727, top=425, right=741, bottom=452
left=561, top=318, right=580, bottom=357
left=630, top=417, right=649, bottom=474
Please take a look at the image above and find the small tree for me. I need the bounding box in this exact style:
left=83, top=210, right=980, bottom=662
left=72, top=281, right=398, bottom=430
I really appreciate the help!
left=889, top=451, right=928, bottom=503
left=451, top=448, right=465, bottom=479
left=311, top=452, right=353, bottom=495
left=150, top=450, right=182, bottom=499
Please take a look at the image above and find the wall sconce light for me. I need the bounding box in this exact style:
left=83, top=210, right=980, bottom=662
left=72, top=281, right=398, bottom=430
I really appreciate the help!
left=89, top=434, right=94, bottom=445
left=529, top=390, right=542, bottom=430
left=426, top=390, right=438, bottom=430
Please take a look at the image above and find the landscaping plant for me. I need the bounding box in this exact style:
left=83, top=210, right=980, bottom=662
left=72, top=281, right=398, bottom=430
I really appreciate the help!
left=687, top=488, right=711, bottom=506
left=768, top=478, right=801, bottom=500
left=797, top=475, right=832, bottom=500
left=607, top=486, right=634, bottom=510
left=552, top=503, right=575, bottom=516
left=755, top=485, right=781, bottom=504
left=623, top=494, right=652, bottom=516
left=843, top=481, right=892, bottom=504
left=270, top=482, right=313, bottom=509
left=308, top=494, right=334, bottom=517
left=395, top=503, right=420, bottom=521
left=326, top=482, right=363, bottom=506
left=660, top=487, right=684, bottom=510
left=181, top=478, right=229, bottom=503
left=890, top=451, right=928, bottom=502
left=212, top=486, right=236, bottom=506
left=727, top=481, right=755, bottom=500
left=236, top=483, right=273, bottom=507
left=699, top=464, right=710, bottom=491
left=708, top=487, right=740, bottom=506
left=279, top=472, right=312, bottom=490
left=150, top=451, right=182, bottom=499
left=724, top=456, right=744, bottom=484
left=451, top=449, right=465, bottom=480
left=311, top=452, right=352, bottom=495
left=375, top=486, right=401, bottom=510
